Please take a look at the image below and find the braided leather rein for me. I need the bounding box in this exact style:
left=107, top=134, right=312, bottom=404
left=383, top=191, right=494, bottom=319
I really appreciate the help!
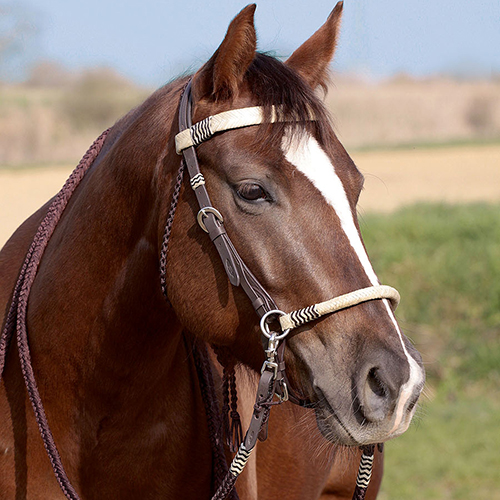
left=0, top=130, right=110, bottom=500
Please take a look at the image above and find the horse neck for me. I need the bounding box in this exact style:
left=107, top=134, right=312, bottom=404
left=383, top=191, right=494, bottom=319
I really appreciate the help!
left=23, top=82, right=215, bottom=490
left=33, top=83, right=185, bottom=377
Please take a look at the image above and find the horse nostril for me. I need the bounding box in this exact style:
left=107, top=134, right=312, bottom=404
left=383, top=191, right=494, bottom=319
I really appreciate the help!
left=406, top=389, right=421, bottom=413
left=367, top=367, right=387, bottom=398
left=355, top=349, right=414, bottom=425
left=359, top=367, right=393, bottom=423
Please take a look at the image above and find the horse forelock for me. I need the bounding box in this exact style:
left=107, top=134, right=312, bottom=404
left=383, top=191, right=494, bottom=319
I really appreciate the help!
left=243, top=53, right=333, bottom=146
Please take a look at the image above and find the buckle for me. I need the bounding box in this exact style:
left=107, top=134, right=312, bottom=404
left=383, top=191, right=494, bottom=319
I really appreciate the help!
left=196, top=207, right=223, bottom=233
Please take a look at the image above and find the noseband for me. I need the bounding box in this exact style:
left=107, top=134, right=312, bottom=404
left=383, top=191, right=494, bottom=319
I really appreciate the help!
left=171, top=81, right=400, bottom=499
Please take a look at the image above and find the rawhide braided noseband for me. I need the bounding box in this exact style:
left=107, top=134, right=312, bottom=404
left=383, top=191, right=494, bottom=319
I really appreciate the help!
left=173, top=80, right=400, bottom=500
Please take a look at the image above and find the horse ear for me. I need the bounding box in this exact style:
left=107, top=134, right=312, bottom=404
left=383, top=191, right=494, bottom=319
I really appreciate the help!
left=193, top=4, right=257, bottom=102
left=286, top=1, right=343, bottom=89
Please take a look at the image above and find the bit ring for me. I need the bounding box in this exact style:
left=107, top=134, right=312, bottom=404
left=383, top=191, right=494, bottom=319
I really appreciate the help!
left=260, top=309, right=290, bottom=341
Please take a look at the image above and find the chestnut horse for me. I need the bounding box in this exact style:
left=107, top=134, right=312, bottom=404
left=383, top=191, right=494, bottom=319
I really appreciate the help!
left=0, top=3, right=424, bottom=499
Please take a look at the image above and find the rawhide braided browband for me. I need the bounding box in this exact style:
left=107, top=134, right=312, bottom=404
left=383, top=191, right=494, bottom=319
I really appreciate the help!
left=175, top=105, right=303, bottom=153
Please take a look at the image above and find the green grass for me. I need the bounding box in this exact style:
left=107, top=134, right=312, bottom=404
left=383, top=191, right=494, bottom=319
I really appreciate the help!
left=379, top=387, right=500, bottom=500
left=360, top=203, right=500, bottom=499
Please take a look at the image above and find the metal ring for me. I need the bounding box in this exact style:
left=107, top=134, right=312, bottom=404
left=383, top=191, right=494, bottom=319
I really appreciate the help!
left=197, top=207, right=224, bottom=233
left=260, top=309, right=290, bottom=341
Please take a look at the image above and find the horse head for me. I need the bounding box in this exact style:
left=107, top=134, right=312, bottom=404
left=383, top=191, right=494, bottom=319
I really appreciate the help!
left=165, top=2, right=425, bottom=447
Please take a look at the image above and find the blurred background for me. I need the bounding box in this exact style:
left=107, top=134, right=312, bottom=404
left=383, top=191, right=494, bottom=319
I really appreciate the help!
left=1, top=1, right=499, bottom=498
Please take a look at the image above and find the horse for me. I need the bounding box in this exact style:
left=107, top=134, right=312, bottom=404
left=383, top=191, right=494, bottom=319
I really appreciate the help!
left=0, top=3, right=425, bottom=499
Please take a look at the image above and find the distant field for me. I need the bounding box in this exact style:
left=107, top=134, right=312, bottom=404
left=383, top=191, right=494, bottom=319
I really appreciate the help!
left=353, top=144, right=500, bottom=212
left=1, top=144, right=499, bottom=248
left=326, top=76, right=500, bottom=150
left=2, top=76, right=500, bottom=166
left=0, top=164, right=72, bottom=247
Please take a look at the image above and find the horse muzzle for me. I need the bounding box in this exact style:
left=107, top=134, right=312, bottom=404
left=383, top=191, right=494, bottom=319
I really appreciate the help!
left=291, top=331, right=425, bottom=446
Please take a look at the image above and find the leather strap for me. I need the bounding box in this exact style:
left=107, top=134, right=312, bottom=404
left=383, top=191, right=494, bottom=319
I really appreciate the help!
left=178, top=82, right=278, bottom=320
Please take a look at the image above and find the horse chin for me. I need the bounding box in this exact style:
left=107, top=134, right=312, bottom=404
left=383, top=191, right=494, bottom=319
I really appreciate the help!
left=314, top=401, right=362, bottom=447
left=313, top=398, right=392, bottom=447
left=314, top=396, right=415, bottom=447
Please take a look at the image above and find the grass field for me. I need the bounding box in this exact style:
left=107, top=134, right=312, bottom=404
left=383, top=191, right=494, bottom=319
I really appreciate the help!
left=362, top=204, right=500, bottom=500
left=381, top=389, right=500, bottom=500
left=353, top=145, right=500, bottom=212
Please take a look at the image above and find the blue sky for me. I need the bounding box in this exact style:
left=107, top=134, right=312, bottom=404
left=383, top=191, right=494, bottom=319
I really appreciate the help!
left=9, top=0, right=500, bottom=85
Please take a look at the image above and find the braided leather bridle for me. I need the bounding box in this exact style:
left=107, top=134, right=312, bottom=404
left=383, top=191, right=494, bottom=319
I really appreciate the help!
left=172, top=81, right=399, bottom=499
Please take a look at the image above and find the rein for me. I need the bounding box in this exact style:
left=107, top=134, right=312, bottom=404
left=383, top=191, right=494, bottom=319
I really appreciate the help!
left=0, top=130, right=109, bottom=500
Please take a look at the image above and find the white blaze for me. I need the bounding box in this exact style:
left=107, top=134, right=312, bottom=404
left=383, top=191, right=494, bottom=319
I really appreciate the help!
left=283, top=133, right=423, bottom=433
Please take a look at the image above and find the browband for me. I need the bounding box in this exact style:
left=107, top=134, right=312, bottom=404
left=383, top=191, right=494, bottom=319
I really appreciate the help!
left=175, top=104, right=314, bottom=153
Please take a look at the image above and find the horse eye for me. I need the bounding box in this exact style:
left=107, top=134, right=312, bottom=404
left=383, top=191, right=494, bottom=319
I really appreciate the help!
left=237, top=183, right=267, bottom=202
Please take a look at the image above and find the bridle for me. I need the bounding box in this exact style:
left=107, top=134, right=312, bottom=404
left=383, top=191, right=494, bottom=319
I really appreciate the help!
left=171, top=80, right=400, bottom=500
left=0, top=79, right=400, bottom=500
